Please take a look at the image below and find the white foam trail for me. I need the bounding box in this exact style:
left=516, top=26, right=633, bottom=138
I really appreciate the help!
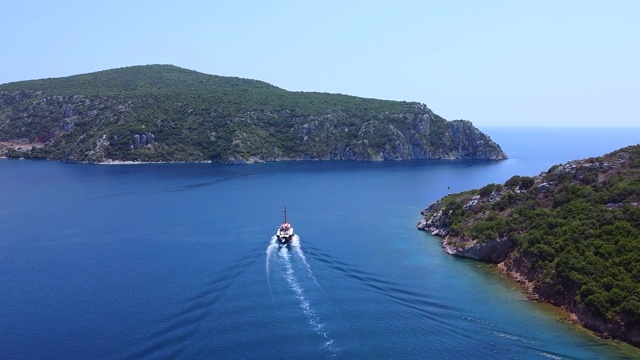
left=266, top=236, right=278, bottom=276
left=279, top=248, right=338, bottom=355
left=290, top=234, right=301, bottom=247
left=265, top=236, right=278, bottom=298
left=540, top=353, right=562, bottom=360
left=291, top=236, right=324, bottom=292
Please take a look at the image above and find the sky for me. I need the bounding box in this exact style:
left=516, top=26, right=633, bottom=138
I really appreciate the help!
left=1, top=0, right=638, bottom=127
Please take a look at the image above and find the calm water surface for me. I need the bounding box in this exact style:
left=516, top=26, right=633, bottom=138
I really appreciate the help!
left=1, top=127, right=639, bottom=359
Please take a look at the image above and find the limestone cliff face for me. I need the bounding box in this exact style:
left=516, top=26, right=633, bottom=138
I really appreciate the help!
left=243, top=114, right=506, bottom=163
left=0, top=65, right=507, bottom=163
left=442, top=120, right=507, bottom=160
left=417, top=202, right=514, bottom=263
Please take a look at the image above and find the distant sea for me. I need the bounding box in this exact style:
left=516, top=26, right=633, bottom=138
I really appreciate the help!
left=1, top=127, right=639, bottom=359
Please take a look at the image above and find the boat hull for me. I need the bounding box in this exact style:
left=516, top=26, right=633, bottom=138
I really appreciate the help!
left=276, top=230, right=294, bottom=244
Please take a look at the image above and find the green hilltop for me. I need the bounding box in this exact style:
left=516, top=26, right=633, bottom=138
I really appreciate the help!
left=0, top=65, right=280, bottom=96
left=0, top=65, right=506, bottom=163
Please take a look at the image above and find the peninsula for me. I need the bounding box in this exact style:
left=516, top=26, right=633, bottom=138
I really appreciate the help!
left=0, top=65, right=506, bottom=163
left=418, top=145, right=640, bottom=347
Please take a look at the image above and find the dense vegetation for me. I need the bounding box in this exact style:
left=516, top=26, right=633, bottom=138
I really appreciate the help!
left=420, top=145, right=640, bottom=345
left=0, top=65, right=506, bottom=163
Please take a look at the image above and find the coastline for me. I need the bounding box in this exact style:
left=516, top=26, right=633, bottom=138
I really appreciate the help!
left=416, top=144, right=640, bottom=350
left=431, top=231, right=640, bottom=351
left=97, top=159, right=213, bottom=165
left=491, top=261, right=640, bottom=355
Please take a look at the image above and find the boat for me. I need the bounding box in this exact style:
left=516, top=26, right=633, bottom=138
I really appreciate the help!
left=276, top=207, right=294, bottom=244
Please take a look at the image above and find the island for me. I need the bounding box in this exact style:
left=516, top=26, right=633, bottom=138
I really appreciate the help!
left=417, top=145, right=640, bottom=347
left=0, top=65, right=506, bottom=164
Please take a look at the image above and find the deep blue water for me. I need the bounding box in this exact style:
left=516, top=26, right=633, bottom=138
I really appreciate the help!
left=1, top=127, right=640, bottom=359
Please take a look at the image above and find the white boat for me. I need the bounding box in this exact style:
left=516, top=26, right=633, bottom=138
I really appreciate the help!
left=276, top=207, right=294, bottom=244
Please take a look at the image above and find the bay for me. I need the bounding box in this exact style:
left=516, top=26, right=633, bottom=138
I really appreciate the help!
left=1, top=127, right=639, bottom=359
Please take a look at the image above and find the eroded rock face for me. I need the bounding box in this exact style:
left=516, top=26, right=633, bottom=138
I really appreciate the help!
left=417, top=202, right=513, bottom=263
left=0, top=84, right=506, bottom=163
left=442, top=238, right=514, bottom=263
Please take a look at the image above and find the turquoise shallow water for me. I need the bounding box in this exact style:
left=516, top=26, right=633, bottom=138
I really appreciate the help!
left=1, top=127, right=639, bottom=359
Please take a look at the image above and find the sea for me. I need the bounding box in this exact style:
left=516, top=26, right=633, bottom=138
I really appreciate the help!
left=1, top=127, right=640, bottom=359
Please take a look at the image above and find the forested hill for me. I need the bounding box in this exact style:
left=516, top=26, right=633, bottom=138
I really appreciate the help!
left=418, top=145, right=640, bottom=347
left=0, top=65, right=506, bottom=163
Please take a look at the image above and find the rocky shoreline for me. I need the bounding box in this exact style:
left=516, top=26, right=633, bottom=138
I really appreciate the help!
left=417, top=179, right=640, bottom=349
left=419, top=217, right=640, bottom=347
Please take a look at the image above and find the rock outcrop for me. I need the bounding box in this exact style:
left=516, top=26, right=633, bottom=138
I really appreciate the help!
left=417, top=200, right=514, bottom=263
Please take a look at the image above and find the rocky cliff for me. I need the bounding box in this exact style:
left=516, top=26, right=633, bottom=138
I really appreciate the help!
left=417, top=146, right=640, bottom=347
left=0, top=65, right=506, bottom=163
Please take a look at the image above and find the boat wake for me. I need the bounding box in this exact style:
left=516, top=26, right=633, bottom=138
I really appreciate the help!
left=266, top=235, right=339, bottom=356
left=126, top=247, right=264, bottom=359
